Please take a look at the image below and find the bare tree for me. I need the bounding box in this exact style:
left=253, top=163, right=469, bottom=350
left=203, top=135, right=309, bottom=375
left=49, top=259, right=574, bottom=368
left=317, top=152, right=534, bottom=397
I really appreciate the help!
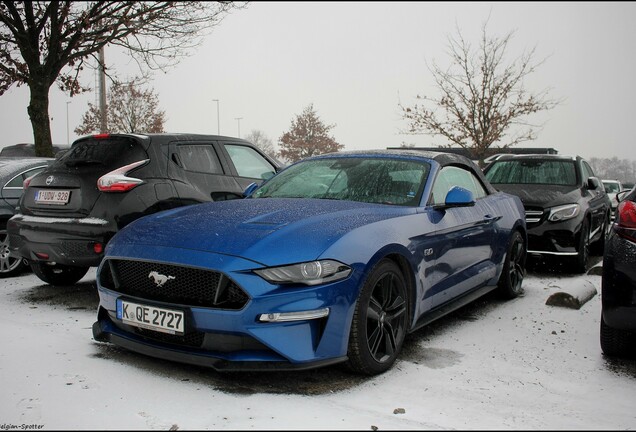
left=0, top=1, right=245, bottom=156
left=400, top=21, right=561, bottom=166
left=74, top=77, right=165, bottom=135
left=278, top=104, right=343, bottom=163
left=244, top=129, right=277, bottom=159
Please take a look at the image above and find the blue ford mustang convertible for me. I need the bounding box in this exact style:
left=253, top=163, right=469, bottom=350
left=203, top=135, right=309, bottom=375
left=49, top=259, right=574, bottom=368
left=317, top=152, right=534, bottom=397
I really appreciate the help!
left=92, top=150, right=527, bottom=375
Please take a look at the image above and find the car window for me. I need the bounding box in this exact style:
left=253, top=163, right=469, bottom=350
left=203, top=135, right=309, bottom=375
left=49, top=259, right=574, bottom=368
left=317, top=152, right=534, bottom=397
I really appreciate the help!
left=485, top=160, right=577, bottom=186
left=253, top=157, right=430, bottom=206
left=4, top=166, right=48, bottom=188
left=224, top=144, right=276, bottom=179
left=177, top=144, right=223, bottom=174
left=52, top=136, right=147, bottom=169
left=604, top=181, right=621, bottom=193
left=581, top=161, right=596, bottom=181
left=430, top=165, right=487, bottom=205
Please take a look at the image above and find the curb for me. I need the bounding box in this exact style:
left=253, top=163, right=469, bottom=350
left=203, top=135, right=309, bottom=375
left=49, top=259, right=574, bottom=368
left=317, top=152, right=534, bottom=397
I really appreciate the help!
left=545, top=278, right=598, bottom=310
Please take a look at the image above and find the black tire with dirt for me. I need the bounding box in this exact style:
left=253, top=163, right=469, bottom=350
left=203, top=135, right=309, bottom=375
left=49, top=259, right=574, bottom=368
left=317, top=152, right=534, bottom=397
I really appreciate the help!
left=30, top=261, right=89, bottom=286
left=497, top=230, right=526, bottom=299
left=346, top=259, right=409, bottom=375
left=600, top=316, right=636, bottom=357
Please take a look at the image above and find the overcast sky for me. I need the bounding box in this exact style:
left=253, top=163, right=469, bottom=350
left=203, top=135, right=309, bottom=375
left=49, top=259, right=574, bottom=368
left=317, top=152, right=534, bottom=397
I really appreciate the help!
left=1, top=1, right=634, bottom=161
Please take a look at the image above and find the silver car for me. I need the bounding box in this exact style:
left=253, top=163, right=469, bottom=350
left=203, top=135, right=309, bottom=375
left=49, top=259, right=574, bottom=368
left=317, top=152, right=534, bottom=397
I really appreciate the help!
left=0, top=157, right=53, bottom=277
left=603, top=179, right=623, bottom=219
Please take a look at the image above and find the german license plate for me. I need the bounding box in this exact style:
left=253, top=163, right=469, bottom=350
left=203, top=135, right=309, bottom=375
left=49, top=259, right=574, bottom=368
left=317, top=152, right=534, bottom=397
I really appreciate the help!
left=35, top=189, right=70, bottom=205
left=116, top=299, right=185, bottom=335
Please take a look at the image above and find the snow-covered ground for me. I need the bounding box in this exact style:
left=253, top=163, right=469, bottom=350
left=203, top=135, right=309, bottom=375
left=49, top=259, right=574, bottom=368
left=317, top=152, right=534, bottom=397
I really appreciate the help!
left=1, top=258, right=635, bottom=430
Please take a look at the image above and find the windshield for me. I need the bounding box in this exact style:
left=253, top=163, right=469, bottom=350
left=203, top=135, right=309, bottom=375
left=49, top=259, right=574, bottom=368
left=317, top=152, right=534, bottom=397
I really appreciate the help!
left=252, top=157, right=430, bottom=206
left=485, top=160, right=577, bottom=186
left=603, top=182, right=621, bottom=193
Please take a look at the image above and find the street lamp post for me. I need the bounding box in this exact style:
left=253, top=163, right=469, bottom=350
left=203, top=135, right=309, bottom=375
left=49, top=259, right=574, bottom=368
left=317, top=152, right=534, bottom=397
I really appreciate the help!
left=66, top=101, right=71, bottom=145
left=235, top=117, right=243, bottom=138
left=212, top=99, right=220, bottom=135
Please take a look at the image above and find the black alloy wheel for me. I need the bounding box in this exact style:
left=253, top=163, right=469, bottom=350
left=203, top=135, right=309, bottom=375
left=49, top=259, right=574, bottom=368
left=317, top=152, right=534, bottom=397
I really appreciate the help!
left=347, top=259, right=409, bottom=375
left=497, top=230, right=526, bottom=299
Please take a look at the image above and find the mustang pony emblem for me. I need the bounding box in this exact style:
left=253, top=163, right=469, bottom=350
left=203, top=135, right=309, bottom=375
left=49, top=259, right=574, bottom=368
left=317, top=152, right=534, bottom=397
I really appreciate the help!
left=148, top=271, right=175, bottom=287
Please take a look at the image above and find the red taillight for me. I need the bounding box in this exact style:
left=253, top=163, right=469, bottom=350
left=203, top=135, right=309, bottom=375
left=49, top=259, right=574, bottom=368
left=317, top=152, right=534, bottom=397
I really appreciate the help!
left=93, top=133, right=110, bottom=139
left=93, top=243, right=103, bottom=254
left=97, top=159, right=149, bottom=192
left=615, top=200, right=636, bottom=242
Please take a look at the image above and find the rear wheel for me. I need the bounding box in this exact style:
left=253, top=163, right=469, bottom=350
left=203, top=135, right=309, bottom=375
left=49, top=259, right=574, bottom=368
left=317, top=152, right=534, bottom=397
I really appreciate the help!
left=497, top=231, right=526, bottom=299
left=346, top=259, right=409, bottom=375
left=600, top=315, right=635, bottom=357
left=30, top=261, right=89, bottom=286
left=0, top=229, right=27, bottom=278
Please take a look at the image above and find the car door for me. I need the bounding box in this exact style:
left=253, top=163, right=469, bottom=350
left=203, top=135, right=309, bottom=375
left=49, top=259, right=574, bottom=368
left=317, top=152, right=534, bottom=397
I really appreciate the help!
left=425, top=165, right=499, bottom=309
left=168, top=141, right=246, bottom=202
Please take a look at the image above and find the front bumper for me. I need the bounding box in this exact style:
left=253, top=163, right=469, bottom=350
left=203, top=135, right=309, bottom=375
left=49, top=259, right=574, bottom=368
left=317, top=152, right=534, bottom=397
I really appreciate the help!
left=526, top=217, right=582, bottom=257
left=92, top=245, right=361, bottom=371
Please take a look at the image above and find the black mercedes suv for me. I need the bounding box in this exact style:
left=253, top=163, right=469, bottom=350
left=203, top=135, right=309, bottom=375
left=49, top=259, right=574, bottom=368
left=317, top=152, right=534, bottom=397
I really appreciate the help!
left=483, top=154, right=611, bottom=273
left=7, top=133, right=281, bottom=285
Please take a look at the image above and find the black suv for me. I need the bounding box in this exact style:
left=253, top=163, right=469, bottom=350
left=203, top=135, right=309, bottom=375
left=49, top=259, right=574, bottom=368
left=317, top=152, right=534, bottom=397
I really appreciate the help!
left=7, top=133, right=281, bottom=285
left=483, top=154, right=611, bottom=273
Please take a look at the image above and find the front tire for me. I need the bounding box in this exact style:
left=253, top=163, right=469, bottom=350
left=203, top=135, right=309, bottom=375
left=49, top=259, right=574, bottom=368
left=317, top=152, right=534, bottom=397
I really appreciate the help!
left=30, top=261, right=89, bottom=286
left=346, top=259, right=409, bottom=375
left=572, top=218, right=590, bottom=274
left=497, top=230, right=526, bottom=299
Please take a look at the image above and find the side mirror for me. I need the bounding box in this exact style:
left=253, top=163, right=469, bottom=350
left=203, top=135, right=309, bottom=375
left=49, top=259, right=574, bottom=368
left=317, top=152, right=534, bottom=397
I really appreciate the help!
left=587, top=177, right=601, bottom=190
left=435, top=186, right=475, bottom=210
left=243, top=182, right=259, bottom=197
left=617, top=190, right=630, bottom=203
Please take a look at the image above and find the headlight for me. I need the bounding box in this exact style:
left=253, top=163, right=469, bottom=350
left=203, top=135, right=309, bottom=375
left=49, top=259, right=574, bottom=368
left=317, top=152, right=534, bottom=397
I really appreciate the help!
left=254, top=260, right=352, bottom=286
left=548, top=204, right=580, bottom=222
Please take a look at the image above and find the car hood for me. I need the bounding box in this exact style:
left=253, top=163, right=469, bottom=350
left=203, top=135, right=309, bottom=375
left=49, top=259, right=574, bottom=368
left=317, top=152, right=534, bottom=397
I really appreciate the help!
left=111, top=198, right=415, bottom=266
left=491, top=184, right=581, bottom=208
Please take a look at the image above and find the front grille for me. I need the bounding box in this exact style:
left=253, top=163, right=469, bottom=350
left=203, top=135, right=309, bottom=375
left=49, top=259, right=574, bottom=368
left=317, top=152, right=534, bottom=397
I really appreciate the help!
left=100, top=259, right=249, bottom=310
left=525, top=208, right=545, bottom=225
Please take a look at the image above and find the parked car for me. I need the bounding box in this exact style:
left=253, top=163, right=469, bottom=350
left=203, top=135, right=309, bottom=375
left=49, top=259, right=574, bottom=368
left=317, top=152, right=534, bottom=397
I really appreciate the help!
left=602, top=179, right=623, bottom=219
left=92, top=149, right=527, bottom=375
left=0, top=157, right=53, bottom=277
left=7, top=133, right=281, bottom=286
left=0, top=143, right=70, bottom=158
left=483, top=154, right=611, bottom=273
left=601, top=187, right=636, bottom=357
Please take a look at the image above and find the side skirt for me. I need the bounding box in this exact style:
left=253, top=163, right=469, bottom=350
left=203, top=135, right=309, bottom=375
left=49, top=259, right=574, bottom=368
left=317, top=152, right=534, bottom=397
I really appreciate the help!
left=410, top=284, right=498, bottom=333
